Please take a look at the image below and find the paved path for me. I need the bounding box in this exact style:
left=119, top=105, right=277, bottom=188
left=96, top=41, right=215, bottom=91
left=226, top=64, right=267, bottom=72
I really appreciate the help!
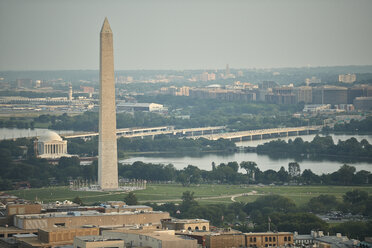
left=139, top=191, right=262, bottom=203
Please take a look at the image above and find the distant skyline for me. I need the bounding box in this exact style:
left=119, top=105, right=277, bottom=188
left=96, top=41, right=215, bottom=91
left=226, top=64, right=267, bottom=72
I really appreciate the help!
left=1, top=0, right=372, bottom=71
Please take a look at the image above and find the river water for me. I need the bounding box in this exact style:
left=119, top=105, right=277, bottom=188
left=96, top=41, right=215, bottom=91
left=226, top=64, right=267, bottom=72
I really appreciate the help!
left=119, top=134, right=372, bottom=174
left=0, top=128, right=75, bottom=140
left=2, top=128, right=371, bottom=174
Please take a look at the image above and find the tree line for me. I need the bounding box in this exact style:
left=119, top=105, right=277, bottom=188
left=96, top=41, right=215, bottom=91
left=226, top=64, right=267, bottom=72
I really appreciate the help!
left=1, top=135, right=371, bottom=189
left=332, top=116, right=372, bottom=133
left=67, top=136, right=236, bottom=157
left=120, top=161, right=371, bottom=186
left=257, top=135, right=372, bottom=161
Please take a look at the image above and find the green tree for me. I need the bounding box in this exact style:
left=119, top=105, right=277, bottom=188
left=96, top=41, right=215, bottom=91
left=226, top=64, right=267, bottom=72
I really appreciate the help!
left=337, top=165, right=356, bottom=185
left=240, top=161, right=257, bottom=184
left=277, top=166, right=289, bottom=183
left=124, top=192, right=138, bottom=205
left=181, top=191, right=198, bottom=211
left=307, top=195, right=339, bottom=213
left=72, top=196, right=83, bottom=205
left=343, top=189, right=368, bottom=205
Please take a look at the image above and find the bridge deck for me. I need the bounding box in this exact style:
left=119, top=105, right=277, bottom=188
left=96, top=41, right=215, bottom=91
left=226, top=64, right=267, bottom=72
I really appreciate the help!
left=189, top=126, right=322, bottom=140
left=62, top=126, right=226, bottom=139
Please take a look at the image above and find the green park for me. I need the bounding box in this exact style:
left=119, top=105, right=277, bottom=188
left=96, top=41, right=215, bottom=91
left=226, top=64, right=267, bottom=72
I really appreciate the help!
left=6, top=183, right=372, bottom=206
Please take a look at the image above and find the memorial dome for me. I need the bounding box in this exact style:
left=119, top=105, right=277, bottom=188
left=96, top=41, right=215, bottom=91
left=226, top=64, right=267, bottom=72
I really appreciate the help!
left=38, top=131, right=63, bottom=142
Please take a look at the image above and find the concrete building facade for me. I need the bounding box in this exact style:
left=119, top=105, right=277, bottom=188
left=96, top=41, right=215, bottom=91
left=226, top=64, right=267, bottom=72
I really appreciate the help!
left=74, top=235, right=125, bottom=248
left=161, top=218, right=210, bottom=231
left=245, top=232, right=294, bottom=247
left=103, top=229, right=198, bottom=248
left=13, top=211, right=170, bottom=230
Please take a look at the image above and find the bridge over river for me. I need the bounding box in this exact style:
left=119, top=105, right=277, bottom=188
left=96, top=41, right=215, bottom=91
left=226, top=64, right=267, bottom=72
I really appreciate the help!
left=62, top=126, right=226, bottom=139
left=188, top=126, right=323, bottom=142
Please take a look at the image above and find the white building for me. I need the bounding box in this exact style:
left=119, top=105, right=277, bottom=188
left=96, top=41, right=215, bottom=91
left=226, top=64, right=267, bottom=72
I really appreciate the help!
left=116, top=102, right=164, bottom=112
left=303, top=104, right=331, bottom=113
left=35, top=131, right=69, bottom=159
left=339, top=74, right=356, bottom=83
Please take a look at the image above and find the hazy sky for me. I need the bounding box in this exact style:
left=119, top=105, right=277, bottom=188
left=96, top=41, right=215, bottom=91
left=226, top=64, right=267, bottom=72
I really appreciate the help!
left=1, top=0, right=372, bottom=70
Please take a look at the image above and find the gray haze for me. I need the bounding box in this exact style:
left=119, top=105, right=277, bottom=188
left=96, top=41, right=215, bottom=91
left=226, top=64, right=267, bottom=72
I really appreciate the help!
left=1, top=0, right=372, bottom=70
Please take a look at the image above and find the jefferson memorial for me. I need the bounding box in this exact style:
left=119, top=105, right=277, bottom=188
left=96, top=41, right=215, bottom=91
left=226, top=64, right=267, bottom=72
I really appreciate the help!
left=35, top=131, right=70, bottom=159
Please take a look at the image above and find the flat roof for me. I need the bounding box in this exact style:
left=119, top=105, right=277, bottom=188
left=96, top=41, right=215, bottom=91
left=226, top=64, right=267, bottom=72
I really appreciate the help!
left=0, top=226, right=38, bottom=232
left=16, top=210, right=165, bottom=219
left=107, top=230, right=195, bottom=242
left=17, top=237, right=73, bottom=247
left=294, top=235, right=313, bottom=240
left=245, top=232, right=293, bottom=235
left=146, top=232, right=196, bottom=242
left=105, top=205, right=151, bottom=209
left=104, top=227, right=160, bottom=235
left=75, top=235, right=124, bottom=242
left=166, top=218, right=209, bottom=224
left=39, top=226, right=99, bottom=232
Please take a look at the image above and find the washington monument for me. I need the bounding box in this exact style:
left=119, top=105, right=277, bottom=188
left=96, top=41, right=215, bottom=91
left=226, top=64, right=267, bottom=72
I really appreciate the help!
left=98, top=18, right=118, bottom=190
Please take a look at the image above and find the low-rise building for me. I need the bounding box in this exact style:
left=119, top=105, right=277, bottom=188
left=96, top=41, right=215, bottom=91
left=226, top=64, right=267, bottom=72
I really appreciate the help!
left=103, top=205, right=153, bottom=213
left=303, top=104, right=331, bottom=113
left=294, top=231, right=359, bottom=248
left=339, top=74, right=356, bottom=83
left=1, top=227, right=99, bottom=248
left=353, top=97, right=372, bottom=111
left=14, top=210, right=170, bottom=230
left=206, top=233, right=246, bottom=248
left=74, top=235, right=125, bottom=248
left=116, top=102, right=164, bottom=112
left=245, top=232, right=294, bottom=247
left=103, top=227, right=198, bottom=248
left=161, top=218, right=209, bottom=231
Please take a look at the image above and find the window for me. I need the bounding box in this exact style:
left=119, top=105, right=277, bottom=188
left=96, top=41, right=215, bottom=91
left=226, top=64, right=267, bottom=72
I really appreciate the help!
left=265, top=245, right=268, bottom=247
left=288, top=237, right=291, bottom=241
left=203, top=226, right=206, bottom=231
left=250, top=237, right=253, bottom=242
left=54, top=223, right=65, bottom=227
left=188, top=227, right=192, bottom=231
left=273, top=237, right=276, bottom=242
left=254, top=238, right=256, bottom=242
left=195, top=227, right=199, bottom=230
left=269, top=237, right=272, bottom=242
left=284, top=237, right=287, bottom=241
left=265, top=237, right=268, bottom=242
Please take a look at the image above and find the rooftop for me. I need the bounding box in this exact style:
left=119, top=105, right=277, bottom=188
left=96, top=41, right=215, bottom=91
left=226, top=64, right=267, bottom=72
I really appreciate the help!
left=76, top=235, right=124, bottom=242
left=16, top=210, right=165, bottom=219
left=37, top=131, right=63, bottom=142
left=166, top=218, right=209, bottom=224
left=244, top=232, right=293, bottom=236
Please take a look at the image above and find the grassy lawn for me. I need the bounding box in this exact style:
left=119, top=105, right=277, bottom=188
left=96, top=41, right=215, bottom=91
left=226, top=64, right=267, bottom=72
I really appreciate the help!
left=6, top=184, right=372, bottom=206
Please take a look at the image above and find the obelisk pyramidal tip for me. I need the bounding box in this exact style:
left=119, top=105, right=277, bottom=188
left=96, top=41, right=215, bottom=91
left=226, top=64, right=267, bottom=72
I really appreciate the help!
left=98, top=17, right=118, bottom=190
left=101, top=17, right=112, bottom=33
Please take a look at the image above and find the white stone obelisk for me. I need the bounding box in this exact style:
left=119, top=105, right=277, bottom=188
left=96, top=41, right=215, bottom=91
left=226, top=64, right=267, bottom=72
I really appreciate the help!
left=98, top=18, right=118, bottom=190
